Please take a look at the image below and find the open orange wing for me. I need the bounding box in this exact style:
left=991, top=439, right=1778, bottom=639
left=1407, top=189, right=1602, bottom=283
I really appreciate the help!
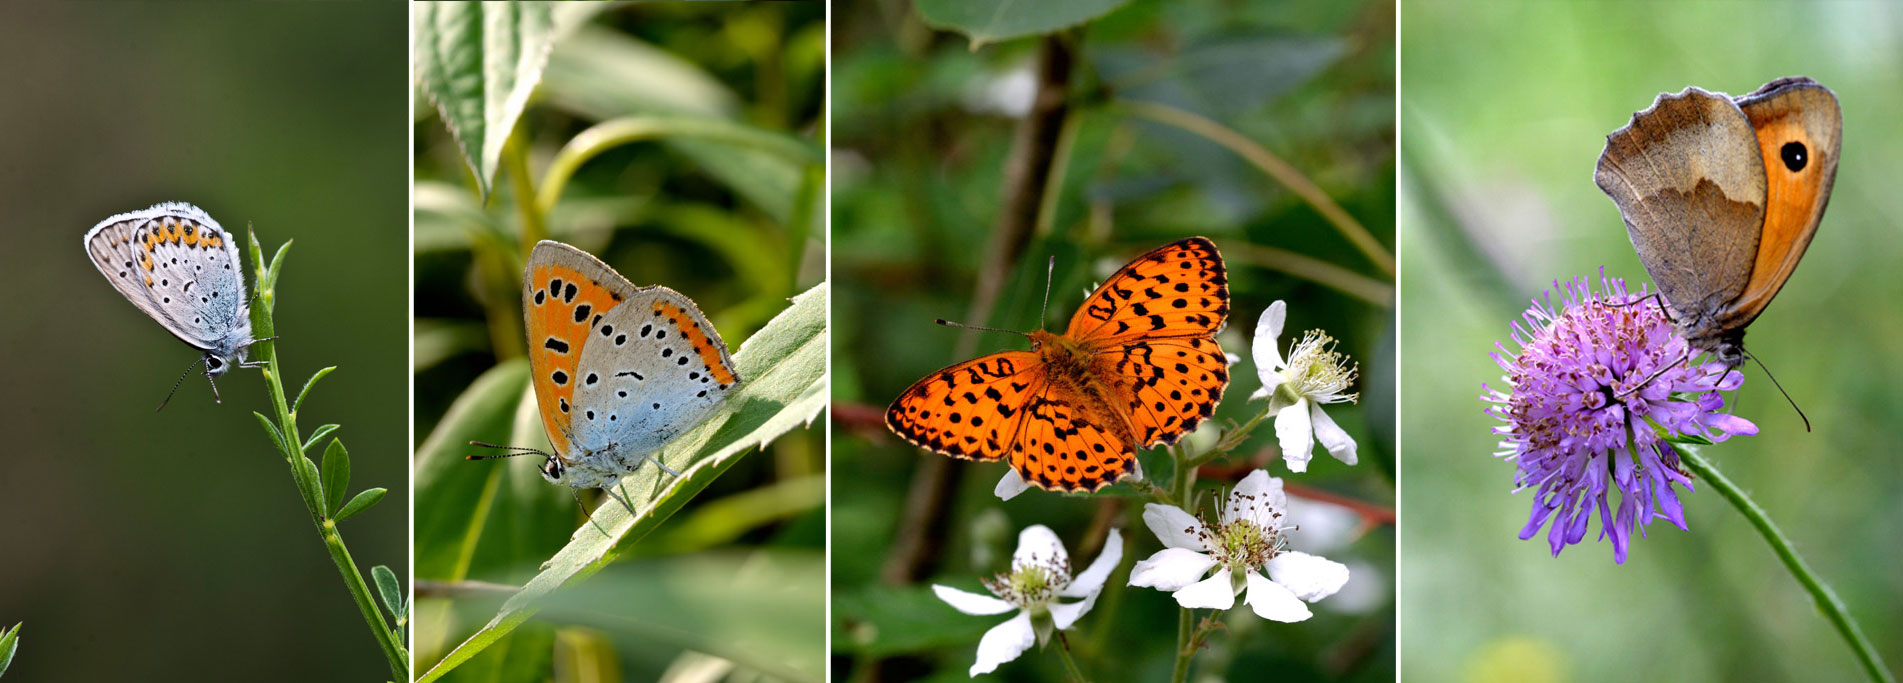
left=886, top=352, right=1045, bottom=462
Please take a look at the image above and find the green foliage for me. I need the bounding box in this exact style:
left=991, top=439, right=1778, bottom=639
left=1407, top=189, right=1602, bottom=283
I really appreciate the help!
left=0, top=623, right=19, bottom=678
left=917, top=0, right=1133, bottom=46
left=321, top=439, right=351, bottom=515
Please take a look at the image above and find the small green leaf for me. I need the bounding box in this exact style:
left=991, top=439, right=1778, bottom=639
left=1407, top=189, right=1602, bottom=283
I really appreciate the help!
left=336, top=488, right=387, bottom=522
left=294, top=366, right=336, bottom=414
left=915, top=0, right=1132, bottom=46
left=265, top=239, right=293, bottom=292
left=321, top=439, right=351, bottom=516
left=0, top=622, right=21, bottom=677
left=372, top=566, right=403, bottom=620
left=303, top=424, right=341, bottom=453
left=293, top=454, right=325, bottom=513
left=253, top=412, right=290, bottom=458
left=418, top=284, right=828, bottom=682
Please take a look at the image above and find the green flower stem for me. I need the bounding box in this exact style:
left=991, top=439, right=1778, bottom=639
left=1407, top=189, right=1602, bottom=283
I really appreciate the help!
left=535, top=116, right=822, bottom=217
left=1054, top=632, right=1090, bottom=682
left=1678, top=447, right=1892, bottom=683
left=247, top=230, right=409, bottom=682
left=1170, top=606, right=1193, bottom=683
left=1166, top=445, right=1199, bottom=683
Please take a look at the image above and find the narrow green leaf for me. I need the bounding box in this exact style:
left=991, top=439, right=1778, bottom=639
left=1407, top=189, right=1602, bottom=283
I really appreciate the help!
left=245, top=226, right=265, bottom=292
left=413, top=1, right=567, bottom=199
left=303, top=424, right=341, bottom=453
left=294, top=366, right=337, bottom=414
left=372, top=565, right=403, bottom=620
left=321, top=439, right=352, bottom=516
left=0, top=622, right=21, bottom=677
left=253, top=411, right=290, bottom=458
left=336, top=488, right=387, bottom=522
left=915, top=0, right=1132, bottom=46
left=293, top=454, right=325, bottom=514
left=265, top=239, right=293, bottom=292
left=418, top=284, right=828, bottom=682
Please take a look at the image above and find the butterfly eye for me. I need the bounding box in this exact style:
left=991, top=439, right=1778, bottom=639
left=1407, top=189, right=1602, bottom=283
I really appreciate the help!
left=1780, top=141, right=1808, bottom=172
left=206, top=357, right=224, bottom=370
left=542, top=457, right=564, bottom=479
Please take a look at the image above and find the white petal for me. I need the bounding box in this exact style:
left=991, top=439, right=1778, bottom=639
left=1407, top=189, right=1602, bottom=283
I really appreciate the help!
left=933, top=584, right=1016, bottom=616
left=1222, top=470, right=1282, bottom=527
left=1274, top=401, right=1315, bottom=472
left=1266, top=551, right=1350, bottom=602
left=1047, top=592, right=1099, bottom=630
left=1309, top=403, right=1358, bottom=466
left=1012, top=525, right=1068, bottom=571
left=970, top=610, right=1035, bottom=676
left=1253, top=301, right=1288, bottom=378
left=1244, top=570, right=1313, bottom=622
left=1128, top=548, right=1216, bottom=591
left=994, top=468, right=1029, bottom=500
left=1061, top=528, right=1123, bottom=597
left=1141, top=503, right=1209, bottom=552
left=1172, top=567, right=1236, bottom=610
left=1129, top=458, right=1144, bottom=482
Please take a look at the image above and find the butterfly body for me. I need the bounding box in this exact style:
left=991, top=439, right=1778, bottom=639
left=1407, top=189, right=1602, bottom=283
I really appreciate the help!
left=1595, top=77, right=1840, bottom=367
left=84, top=202, right=255, bottom=384
left=888, top=237, right=1230, bottom=493
left=511, top=241, right=741, bottom=494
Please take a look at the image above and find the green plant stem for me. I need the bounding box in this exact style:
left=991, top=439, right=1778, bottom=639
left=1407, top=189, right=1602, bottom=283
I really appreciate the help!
left=1170, top=606, right=1193, bottom=683
left=1054, top=632, right=1090, bottom=683
left=248, top=232, right=409, bottom=682
left=536, top=116, right=821, bottom=216
left=1678, top=447, right=1893, bottom=683
left=503, top=124, right=548, bottom=254
left=1116, top=99, right=1394, bottom=277
left=1165, top=445, right=1199, bottom=683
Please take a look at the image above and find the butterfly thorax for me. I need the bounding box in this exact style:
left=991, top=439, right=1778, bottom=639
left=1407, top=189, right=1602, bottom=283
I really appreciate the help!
left=1028, top=330, right=1139, bottom=442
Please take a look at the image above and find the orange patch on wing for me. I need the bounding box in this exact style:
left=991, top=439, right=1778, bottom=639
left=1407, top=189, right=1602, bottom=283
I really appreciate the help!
left=525, top=264, right=627, bottom=455
left=654, top=302, right=737, bottom=386
left=182, top=223, right=201, bottom=247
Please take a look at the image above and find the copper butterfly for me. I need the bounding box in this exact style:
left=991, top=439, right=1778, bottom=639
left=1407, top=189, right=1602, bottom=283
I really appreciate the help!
left=470, top=240, right=742, bottom=513
left=886, top=237, right=1231, bottom=493
left=84, top=202, right=267, bottom=408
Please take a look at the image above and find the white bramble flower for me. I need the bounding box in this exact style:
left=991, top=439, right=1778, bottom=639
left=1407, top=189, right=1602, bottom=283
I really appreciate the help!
left=1252, top=301, right=1359, bottom=472
left=933, top=525, right=1124, bottom=676
left=1128, top=470, right=1348, bottom=621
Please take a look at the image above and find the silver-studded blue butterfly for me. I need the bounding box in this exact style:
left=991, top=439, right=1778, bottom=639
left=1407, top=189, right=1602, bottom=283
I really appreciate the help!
left=85, top=202, right=267, bottom=408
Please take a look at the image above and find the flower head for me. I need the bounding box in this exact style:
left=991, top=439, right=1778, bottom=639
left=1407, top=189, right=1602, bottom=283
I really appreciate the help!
left=1128, top=470, right=1349, bottom=622
left=1252, top=301, right=1360, bottom=472
left=933, top=525, right=1123, bottom=676
left=1483, top=272, right=1758, bottom=563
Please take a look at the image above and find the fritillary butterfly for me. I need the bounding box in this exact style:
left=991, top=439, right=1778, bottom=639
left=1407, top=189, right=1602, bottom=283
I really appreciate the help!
left=886, top=237, right=1231, bottom=493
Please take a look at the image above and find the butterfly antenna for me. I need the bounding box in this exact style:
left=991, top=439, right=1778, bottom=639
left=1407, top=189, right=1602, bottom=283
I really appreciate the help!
left=934, top=319, right=1026, bottom=335
left=1613, top=350, right=1690, bottom=400
left=1040, top=255, right=1056, bottom=329
left=156, top=355, right=208, bottom=412
left=1746, top=351, right=1811, bottom=432
left=464, top=440, right=550, bottom=460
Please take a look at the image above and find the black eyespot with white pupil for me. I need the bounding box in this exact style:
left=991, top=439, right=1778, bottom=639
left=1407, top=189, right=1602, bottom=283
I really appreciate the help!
left=1781, top=141, right=1808, bottom=172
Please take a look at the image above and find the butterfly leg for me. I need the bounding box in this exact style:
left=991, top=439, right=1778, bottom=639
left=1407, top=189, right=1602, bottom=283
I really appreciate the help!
left=571, top=488, right=611, bottom=537
left=204, top=373, right=222, bottom=404
left=602, top=480, right=639, bottom=517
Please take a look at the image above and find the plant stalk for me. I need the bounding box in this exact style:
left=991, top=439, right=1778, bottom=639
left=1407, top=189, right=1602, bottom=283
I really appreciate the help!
left=1054, top=631, right=1090, bottom=683
left=1678, top=447, right=1892, bottom=683
left=248, top=231, right=409, bottom=681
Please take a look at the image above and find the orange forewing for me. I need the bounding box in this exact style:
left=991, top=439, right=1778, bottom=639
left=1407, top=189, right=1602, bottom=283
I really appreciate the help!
left=525, top=263, right=627, bottom=455
left=1734, top=83, right=1840, bottom=322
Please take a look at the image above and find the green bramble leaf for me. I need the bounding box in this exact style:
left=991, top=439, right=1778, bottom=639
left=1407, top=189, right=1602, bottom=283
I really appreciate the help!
left=915, top=0, right=1131, bottom=47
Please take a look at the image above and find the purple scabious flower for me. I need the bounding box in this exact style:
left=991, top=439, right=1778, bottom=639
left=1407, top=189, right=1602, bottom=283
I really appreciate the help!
left=1482, top=272, right=1758, bottom=564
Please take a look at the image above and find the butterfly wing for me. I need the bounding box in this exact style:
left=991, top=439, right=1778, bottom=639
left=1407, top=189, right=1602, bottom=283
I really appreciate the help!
left=1009, top=384, right=1137, bottom=493
left=1067, top=237, right=1231, bottom=447
left=1595, top=87, right=1767, bottom=328
left=1726, top=77, right=1840, bottom=328
left=886, top=351, right=1045, bottom=463
left=84, top=202, right=248, bottom=352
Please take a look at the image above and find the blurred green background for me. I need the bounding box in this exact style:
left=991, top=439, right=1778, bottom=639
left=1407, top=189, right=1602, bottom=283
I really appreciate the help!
left=412, top=3, right=826, bottom=681
left=831, top=0, right=1395, bottom=680
left=1401, top=2, right=1903, bottom=680
left=0, top=2, right=408, bottom=681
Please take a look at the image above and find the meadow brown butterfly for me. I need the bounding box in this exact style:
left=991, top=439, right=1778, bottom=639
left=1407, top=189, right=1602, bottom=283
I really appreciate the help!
left=1594, top=76, right=1840, bottom=369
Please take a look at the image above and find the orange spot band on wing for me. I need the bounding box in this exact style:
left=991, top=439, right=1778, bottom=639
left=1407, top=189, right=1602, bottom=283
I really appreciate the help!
left=525, top=264, right=627, bottom=455
left=654, top=302, right=737, bottom=385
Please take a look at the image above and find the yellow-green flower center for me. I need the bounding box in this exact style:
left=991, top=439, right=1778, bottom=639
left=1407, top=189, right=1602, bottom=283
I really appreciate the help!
left=1284, top=330, right=1359, bottom=404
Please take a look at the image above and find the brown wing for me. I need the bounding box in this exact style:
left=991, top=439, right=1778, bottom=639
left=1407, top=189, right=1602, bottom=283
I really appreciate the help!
left=1595, top=86, right=1766, bottom=328
left=1725, top=77, right=1840, bottom=327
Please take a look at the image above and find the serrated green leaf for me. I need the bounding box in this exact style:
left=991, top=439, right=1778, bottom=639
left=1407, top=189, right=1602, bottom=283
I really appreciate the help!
left=0, top=622, right=21, bottom=677
left=417, top=284, right=828, bottom=682
left=915, top=0, right=1132, bottom=46
left=253, top=411, right=289, bottom=457
left=294, top=366, right=336, bottom=414
left=336, top=488, right=387, bottom=522
left=321, top=439, right=351, bottom=516
left=303, top=424, right=340, bottom=453
left=373, top=566, right=403, bottom=620
left=413, top=2, right=597, bottom=200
